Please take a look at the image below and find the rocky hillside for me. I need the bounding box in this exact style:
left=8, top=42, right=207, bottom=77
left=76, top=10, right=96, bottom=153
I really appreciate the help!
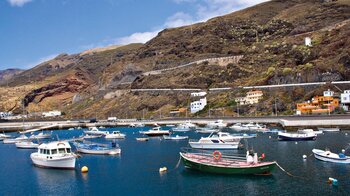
left=1, top=0, right=350, bottom=118
left=0, top=69, right=23, bottom=85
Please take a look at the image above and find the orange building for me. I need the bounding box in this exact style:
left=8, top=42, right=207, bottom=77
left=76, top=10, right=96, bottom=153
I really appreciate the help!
left=297, top=95, right=339, bottom=114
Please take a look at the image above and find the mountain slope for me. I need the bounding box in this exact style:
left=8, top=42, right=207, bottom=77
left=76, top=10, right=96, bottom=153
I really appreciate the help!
left=2, top=0, right=350, bottom=118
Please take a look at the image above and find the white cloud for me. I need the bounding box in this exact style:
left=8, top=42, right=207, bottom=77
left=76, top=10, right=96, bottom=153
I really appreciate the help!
left=91, top=0, right=269, bottom=46
left=164, top=12, right=194, bottom=28
left=114, top=31, right=160, bottom=45
left=7, top=0, right=33, bottom=7
left=25, top=54, right=58, bottom=69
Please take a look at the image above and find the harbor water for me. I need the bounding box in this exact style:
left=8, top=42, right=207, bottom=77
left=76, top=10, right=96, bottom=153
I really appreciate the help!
left=1, top=127, right=350, bottom=195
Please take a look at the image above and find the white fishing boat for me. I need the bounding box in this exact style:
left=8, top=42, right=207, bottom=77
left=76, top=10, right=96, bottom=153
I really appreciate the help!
left=140, top=127, right=170, bottom=136
left=207, top=120, right=227, bottom=128
left=16, top=141, right=39, bottom=149
left=249, top=123, right=270, bottom=132
left=230, top=123, right=250, bottom=131
left=73, top=141, right=121, bottom=155
left=83, top=134, right=102, bottom=139
left=0, top=133, right=12, bottom=139
left=183, top=120, right=197, bottom=128
left=196, top=127, right=219, bottom=134
left=30, top=132, right=52, bottom=139
left=30, top=141, right=76, bottom=169
left=312, top=149, right=350, bottom=163
left=189, top=132, right=242, bottom=149
left=84, top=127, right=106, bottom=135
left=105, top=131, right=126, bottom=139
left=163, top=135, right=188, bottom=140
left=318, top=128, right=340, bottom=132
left=3, top=134, right=29, bottom=144
left=135, top=123, right=145, bottom=128
left=172, top=124, right=191, bottom=132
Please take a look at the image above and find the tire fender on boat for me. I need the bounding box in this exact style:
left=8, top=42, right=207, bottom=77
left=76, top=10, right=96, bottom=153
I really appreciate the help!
left=213, top=151, right=222, bottom=161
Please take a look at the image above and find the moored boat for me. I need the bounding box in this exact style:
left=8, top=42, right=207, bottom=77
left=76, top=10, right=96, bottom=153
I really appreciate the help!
left=189, top=132, right=242, bottom=149
left=196, top=127, right=219, bottom=134
left=105, top=131, right=126, bottom=139
left=84, top=127, right=106, bottom=135
left=207, top=120, right=227, bottom=129
left=73, top=141, right=121, bottom=155
left=136, top=137, right=149, bottom=141
left=3, top=134, right=29, bottom=144
left=172, top=124, right=191, bottom=132
left=312, top=149, right=350, bottom=163
left=140, top=127, right=170, bottom=136
left=16, top=141, right=40, bottom=149
left=30, top=141, right=76, bottom=169
left=230, top=123, right=250, bottom=131
left=278, top=132, right=316, bottom=141
left=30, top=132, right=52, bottom=139
left=318, top=128, right=340, bottom=132
left=0, top=133, right=12, bottom=139
left=180, top=150, right=276, bottom=175
left=163, top=135, right=188, bottom=140
left=83, top=134, right=102, bottom=139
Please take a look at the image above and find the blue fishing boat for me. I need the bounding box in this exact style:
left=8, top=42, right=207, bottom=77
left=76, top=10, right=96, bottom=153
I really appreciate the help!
left=73, top=141, right=121, bottom=155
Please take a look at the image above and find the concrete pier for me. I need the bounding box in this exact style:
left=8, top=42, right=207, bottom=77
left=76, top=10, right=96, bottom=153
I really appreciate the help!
left=0, top=115, right=350, bottom=132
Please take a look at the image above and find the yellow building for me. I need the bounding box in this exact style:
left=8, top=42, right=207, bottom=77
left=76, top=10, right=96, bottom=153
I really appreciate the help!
left=235, top=90, right=264, bottom=105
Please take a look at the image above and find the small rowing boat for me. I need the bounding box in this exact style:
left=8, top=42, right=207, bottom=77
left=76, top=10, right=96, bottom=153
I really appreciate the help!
left=73, top=141, right=121, bottom=155
left=312, top=149, right=350, bottom=163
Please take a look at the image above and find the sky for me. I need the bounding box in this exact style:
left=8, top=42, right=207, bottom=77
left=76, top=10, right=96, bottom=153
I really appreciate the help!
left=0, top=0, right=268, bottom=70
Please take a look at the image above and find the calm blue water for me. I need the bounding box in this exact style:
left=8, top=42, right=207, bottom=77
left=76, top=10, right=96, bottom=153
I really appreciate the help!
left=1, top=127, right=350, bottom=195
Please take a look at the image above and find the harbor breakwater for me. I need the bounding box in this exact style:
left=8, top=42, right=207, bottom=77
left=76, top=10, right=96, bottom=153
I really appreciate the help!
left=1, top=115, right=350, bottom=132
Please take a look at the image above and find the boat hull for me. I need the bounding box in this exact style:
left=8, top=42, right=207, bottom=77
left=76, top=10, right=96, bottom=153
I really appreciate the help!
left=189, top=142, right=239, bottom=149
left=180, top=153, right=276, bottom=175
left=312, top=149, right=350, bottom=163
left=77, top=147, right=121, bottom=155
left=16, top=142, right=39, bottom=149
left=143, top=132, right=170, bottom=136
left=30, top=153, right=76, bottom=169
left=163, top=136, right=188, bottom=140
left=278, top=135, right=316, bottom=141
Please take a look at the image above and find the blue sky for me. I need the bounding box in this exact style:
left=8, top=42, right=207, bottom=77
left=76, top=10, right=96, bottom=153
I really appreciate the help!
left=0, top=0, right=267, bottom=70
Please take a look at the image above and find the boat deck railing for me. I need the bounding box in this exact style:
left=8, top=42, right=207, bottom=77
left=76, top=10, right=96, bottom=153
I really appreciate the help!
left=181, top=147, right=247, bottom=160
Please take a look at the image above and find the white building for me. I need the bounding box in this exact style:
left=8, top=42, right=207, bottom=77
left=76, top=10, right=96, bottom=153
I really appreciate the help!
left=191, top=92, right=207, bottom=97
left=42, top=110, right=62, bottom=118
left=305, top=37, right=312, bottom=47
left=341, top=90, right=350, bottom=111
left=323, top=89, right=334, bottom=97
left=190, top=97, right=207, bottom=113
left=235, top=90, right=264, bottom=105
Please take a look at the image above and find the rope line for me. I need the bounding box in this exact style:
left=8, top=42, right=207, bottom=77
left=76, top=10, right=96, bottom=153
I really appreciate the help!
left=276, top=162, right=308, bottom=180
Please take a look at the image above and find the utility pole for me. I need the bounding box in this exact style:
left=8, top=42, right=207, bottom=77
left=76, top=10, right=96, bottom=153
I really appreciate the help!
left=237, top=104, right=240, bottom=117
left=275, top=98, right=278, bottom=116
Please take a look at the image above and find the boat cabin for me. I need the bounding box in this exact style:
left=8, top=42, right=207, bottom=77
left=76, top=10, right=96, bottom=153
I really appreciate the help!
left=37, top=141, right=72, bottom=156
